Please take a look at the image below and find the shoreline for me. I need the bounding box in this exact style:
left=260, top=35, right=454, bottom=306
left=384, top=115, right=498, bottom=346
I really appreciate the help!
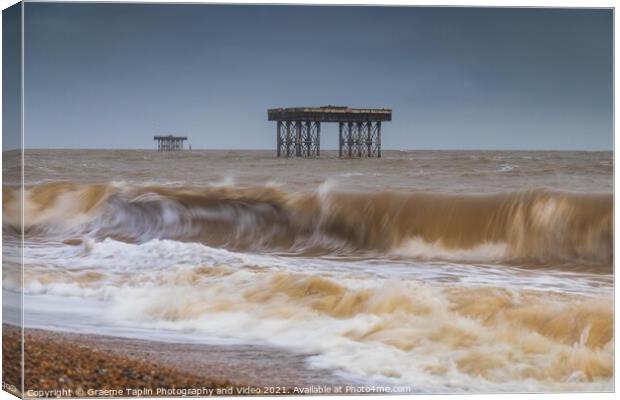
left=2, top=324, right=356, bottom=397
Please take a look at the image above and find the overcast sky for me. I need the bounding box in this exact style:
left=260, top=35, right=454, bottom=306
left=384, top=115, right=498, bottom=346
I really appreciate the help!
left=5, top=4, right=613, bottom=150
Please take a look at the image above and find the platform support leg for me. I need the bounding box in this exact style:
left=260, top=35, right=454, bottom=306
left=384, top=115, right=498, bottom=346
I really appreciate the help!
left=338, top=122, right=343, bottom=157
left=377, top=121, right=382, bottom=158
left=316, top=122, right=321, bottom=157
left=276, top=121, right=282, bottom=157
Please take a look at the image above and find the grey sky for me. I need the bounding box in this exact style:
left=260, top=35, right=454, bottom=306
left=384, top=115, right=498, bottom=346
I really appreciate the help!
left=7, top=4, right=614, bottom=150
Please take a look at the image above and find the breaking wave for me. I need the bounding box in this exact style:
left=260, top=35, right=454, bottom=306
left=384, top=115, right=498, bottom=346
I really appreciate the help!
left=2, top=181, right=613, bottom=268
left=3, top=180, right=613, bottom=391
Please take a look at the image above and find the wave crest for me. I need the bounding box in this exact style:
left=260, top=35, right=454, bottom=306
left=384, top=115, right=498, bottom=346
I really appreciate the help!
left=3, top=182, right=612, bottom=267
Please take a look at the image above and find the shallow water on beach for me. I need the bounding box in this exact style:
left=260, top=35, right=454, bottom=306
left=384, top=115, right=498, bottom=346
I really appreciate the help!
left=3, top=149, right=614, bottom=393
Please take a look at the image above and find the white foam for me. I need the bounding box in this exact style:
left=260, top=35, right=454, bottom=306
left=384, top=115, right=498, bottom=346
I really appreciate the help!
left=14, top=268, right=612, bottom=393
left=395, top=237, right=509, bottom=263
left=7, top=237, right=613, bottom=392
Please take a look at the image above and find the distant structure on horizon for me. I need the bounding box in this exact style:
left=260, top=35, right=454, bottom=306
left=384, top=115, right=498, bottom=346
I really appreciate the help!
left=267, top=106, right=392, bottom=158
left=154, top=135, right=188, bottom=151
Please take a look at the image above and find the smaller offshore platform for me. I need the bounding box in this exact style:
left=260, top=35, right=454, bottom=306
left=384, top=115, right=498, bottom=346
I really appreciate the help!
left=267, top=106, right=392, bottom=158
left=154, top=135, right=188, bottom=151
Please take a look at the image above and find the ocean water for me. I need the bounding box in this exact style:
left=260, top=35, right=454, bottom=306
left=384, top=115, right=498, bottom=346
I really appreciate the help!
left=2, top=149, right=614, bottom=393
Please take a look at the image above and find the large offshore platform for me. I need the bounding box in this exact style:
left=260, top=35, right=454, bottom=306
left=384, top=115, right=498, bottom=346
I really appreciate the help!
left=267, top=106, right=392, bottom=158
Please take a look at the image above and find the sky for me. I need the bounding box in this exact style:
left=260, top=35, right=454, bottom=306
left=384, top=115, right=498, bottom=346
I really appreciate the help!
left=4, top=4, right=613, bottom=150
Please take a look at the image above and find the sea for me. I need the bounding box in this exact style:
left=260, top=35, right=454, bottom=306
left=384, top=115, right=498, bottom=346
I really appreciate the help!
left=2, top=149, right=614, bottom=393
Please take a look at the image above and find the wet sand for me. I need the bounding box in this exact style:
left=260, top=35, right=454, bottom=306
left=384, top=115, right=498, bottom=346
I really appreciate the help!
left=3, top=324, right=351, bottom=397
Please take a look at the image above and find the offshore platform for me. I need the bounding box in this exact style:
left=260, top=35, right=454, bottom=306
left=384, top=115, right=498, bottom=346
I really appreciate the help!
left=154, top=135, right=188, bottom=151
left=267, top=106, right=392, bottom=158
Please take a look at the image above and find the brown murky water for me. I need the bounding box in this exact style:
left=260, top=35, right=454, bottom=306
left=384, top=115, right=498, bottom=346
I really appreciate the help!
left=2, top=149, right=614, bottom=392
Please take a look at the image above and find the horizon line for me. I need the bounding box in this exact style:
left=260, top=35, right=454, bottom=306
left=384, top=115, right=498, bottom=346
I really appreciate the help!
left=4, top=147, right=614, bottom=152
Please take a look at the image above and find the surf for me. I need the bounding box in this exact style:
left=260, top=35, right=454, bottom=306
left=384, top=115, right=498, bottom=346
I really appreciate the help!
left=2, top=182, right=613, bottom=268
left=7, top=242, right=612, bottom=392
